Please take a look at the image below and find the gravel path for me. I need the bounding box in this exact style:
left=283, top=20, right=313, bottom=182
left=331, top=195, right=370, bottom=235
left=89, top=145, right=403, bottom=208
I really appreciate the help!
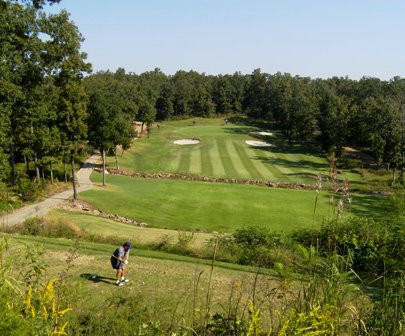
left=0, top=154, right=100, bottom=227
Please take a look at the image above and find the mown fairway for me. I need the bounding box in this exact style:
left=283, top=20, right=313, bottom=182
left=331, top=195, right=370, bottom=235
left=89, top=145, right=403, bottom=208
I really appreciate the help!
left=80, top=173, right=386, bottom=233
left=111, top=118, right=361, bottom=184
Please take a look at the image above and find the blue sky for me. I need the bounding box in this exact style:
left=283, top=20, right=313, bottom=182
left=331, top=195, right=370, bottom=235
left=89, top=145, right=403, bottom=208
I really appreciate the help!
left=47, top=0, right=405, bottom=80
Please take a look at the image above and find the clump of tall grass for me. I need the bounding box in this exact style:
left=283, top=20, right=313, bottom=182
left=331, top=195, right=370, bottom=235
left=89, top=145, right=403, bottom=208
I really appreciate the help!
left=3, top=217, right=131, bottom=247
left=5, top=217, right=85, bottom=239
left=0, top=237, right=74, bottom=335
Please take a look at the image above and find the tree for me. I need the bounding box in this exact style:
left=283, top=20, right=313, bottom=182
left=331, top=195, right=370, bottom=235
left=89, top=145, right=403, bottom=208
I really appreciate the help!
left=318, top=85, right=350, bottom=157
left=1, top=0, right=48, bottom=183
left=155, top=82, right=174, bottom=120
left=40, top=10, right=91, bottom=198
left=84, top=71, right=139, bottom=172
left=243, top=69, right=271, bottom=119
left=268, top=74, right=318, bottom=142
left=388, top=77, right=405, bottom=183
left=137, top=98, right=156, bottom=138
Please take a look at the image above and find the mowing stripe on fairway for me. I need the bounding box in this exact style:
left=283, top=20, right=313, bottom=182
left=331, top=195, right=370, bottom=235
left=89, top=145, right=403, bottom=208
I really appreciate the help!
left=257, top=151, right=291, bottom=182
left=200, top=141, right=214, bottom=177
left=177, top=148, right=192, bottom=173
left=217, top=138, right=238, bottom=178
left=209, top=139, right=226, bottom=177
left=226, top=140, right=250, bottom=178
left=273, top=152, right=296, bottom=182
left=247, top=147, right=278, bottom=180
left=167, top=150, right=182, bottom=172
left=235, top=142, right=265, bottom=179
left=189, top=146, right=201, bottom=175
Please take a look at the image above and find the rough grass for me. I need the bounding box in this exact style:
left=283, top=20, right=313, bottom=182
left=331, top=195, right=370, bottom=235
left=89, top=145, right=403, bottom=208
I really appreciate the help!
left=109, top=118, right=362, bottom=184
left=79, top=173, right=387, bottom=233
left=47, top=209, right=214, bottom=249
left=7, top=234, right=286, bottom=324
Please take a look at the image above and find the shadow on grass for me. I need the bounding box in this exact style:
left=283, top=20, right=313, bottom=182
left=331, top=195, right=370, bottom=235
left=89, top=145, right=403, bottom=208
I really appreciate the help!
left=81, top=273, right=116, bottom=285
left=224, top=126, right=258, bottom=135
left=262, top=141, right=325, bottom=157
left=349, top=194, right=391, bottom=217
left=228, top=116, right=273, bottom=129
left=226, top=117, right=327, bottom=158
left=255, top=156, right=327, bottom=171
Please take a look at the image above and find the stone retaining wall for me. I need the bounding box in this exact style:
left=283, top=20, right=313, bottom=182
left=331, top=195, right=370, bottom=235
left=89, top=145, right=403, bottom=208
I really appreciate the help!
left=94, top=168, right=317, bottom=191
left=60, top=199, right=148, bottom=227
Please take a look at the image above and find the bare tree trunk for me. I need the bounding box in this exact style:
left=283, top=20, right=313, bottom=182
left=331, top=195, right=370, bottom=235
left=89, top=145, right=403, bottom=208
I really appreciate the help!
left=102, top=149, right=106, bottom=186
left=64, top=162, right=68, bottom=183
left=50, top=162, right=54, bottom=184
left=34, top=153, right=40, bottom=182
left=115, top=147, right=119, bottom=169
left=71, top=154, right=77, bottom=200
left=401, top=150, right=405, bottom=184
left=391, top=167, right=397, bottom=186
left=24, top=154, right=29, bottom=174
left=41, top=166, right=45, bottom=183
left=10, top=142, right=16, bottom=185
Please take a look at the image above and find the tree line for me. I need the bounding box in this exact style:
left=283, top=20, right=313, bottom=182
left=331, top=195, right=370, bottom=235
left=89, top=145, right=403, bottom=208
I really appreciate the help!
left=1, top=0, right=405, bottom=197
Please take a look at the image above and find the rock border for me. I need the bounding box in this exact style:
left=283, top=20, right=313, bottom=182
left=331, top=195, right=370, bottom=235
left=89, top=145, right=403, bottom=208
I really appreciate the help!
left=95, top=168, right=316, bottom=190
left=59, top=199, right=148, bottom=227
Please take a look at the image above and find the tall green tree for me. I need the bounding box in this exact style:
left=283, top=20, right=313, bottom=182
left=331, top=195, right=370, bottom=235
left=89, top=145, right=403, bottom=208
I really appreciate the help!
left=318, top=85, right=350, bottom=157
left=244, top=69, right=271, bottom=119
left=40, top=10, right=91, bottom=198
left=388, top=77, right=405, bottom=183
left=84, top=71, right=138, bottom=170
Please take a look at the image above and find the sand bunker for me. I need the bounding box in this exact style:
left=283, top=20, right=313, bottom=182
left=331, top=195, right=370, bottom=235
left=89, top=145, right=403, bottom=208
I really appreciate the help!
left=256, top=131, right=273, bottom=136
left=245, top=140, right=273, bottom=147
left=173, top=139, right=200, bottom=145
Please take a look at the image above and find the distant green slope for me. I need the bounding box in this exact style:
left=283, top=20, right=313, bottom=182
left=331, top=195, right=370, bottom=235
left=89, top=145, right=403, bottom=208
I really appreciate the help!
left=108, top=118, right=361, bottom=184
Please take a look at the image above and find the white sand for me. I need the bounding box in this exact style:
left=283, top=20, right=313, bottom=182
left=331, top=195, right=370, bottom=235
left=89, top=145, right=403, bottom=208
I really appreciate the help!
left=256, top=131, right=273, bottom=136
left=245, top=140, right=273, bottom=147
left=173, top=139, right=200, bottom=145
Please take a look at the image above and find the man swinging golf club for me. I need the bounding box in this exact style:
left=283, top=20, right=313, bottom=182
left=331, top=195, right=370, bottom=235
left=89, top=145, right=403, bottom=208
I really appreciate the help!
left=111, top=242, right=131, bottom=286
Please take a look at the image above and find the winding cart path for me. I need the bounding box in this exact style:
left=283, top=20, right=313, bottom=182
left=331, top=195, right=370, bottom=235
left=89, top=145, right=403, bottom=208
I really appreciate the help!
left=0, top=154, right=100, bottom=227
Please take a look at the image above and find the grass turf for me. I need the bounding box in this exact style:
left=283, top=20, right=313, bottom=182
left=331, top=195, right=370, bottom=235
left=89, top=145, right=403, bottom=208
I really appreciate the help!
left=109, top=117, right=363, bottom=184
left=48, top=209, right=215, bottom=249
left=3, top=233, right=285, bottom=331
left=79, top=173, right=387, bottom=233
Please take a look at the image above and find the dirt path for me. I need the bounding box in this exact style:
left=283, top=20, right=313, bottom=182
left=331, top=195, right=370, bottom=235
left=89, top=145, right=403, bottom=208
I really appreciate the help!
left=0, top=154, right=100, bottom=227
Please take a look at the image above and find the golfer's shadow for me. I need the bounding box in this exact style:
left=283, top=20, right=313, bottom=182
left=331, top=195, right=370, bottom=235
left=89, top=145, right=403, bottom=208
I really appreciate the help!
left=81, top=273, right=116, bottom=285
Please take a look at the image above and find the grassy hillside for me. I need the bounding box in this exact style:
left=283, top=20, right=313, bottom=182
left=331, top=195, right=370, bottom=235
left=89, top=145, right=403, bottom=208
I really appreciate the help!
left=109, top=118, right=362, bottom=184
left=3, top=234, right=286, bottom=333
left=79, top=173, right=387, bottom=232
left=48, top=209, right=215, bottom=249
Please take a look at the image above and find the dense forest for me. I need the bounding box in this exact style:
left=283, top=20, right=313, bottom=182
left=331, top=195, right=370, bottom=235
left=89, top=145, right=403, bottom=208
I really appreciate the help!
left=1, top=0, right=405, bottom=189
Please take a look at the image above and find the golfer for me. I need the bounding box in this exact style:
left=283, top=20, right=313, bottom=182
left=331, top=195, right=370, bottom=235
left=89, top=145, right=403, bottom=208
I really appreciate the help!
left=111, top=242, right=131, bottom=286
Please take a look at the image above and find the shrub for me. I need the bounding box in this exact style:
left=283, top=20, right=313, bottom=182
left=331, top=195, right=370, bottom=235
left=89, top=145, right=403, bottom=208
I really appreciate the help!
left=14, top=176, right=42, bottom=201
left=18, top=217, right=84, bottom=239
left=233, top=226, right=282, bottom=248
left=292, top=215, right=404, bottom=279
left=0, top=183, right=21, bottom=215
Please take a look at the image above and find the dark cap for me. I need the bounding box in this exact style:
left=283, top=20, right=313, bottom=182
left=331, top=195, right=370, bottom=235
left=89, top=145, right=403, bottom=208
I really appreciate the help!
left=123, top=242, right=131, bottom=249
